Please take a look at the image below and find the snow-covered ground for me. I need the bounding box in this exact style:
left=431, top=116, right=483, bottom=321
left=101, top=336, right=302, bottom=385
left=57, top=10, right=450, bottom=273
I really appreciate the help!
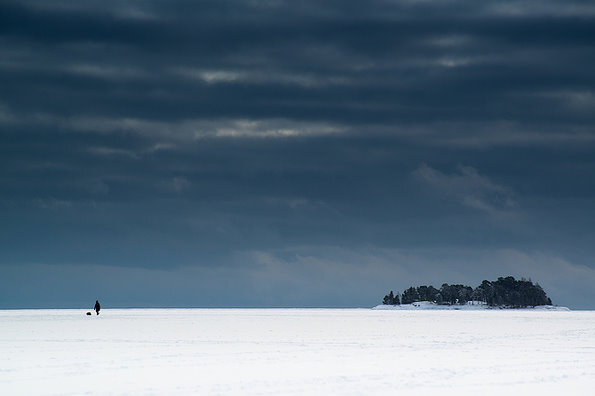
left=1, top=308, right=594, bottom=395
left=373, top=301, right=571, bottom=310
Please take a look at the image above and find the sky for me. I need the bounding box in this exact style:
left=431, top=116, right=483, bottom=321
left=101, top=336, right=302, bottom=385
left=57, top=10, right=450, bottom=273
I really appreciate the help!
left=1, top=0, right=594, bottom=309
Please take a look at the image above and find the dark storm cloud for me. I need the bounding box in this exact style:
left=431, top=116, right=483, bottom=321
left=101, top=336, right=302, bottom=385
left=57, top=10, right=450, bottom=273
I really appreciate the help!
left=1, top=0, right=595, bottom=308
left=2, top=0, right=594, bottom=128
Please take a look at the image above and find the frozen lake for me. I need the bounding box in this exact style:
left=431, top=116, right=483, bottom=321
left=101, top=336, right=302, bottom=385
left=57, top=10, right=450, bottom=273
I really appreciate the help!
left=2, top=309, right=594, bottom=395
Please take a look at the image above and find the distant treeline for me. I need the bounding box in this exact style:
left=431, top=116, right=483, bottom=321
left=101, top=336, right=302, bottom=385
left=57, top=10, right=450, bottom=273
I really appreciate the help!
left=382, top=276, right=552, bottom=307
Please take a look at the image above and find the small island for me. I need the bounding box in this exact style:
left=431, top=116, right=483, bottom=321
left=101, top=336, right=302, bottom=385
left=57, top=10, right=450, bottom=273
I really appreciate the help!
left=376, top=276, right=565, bottom=310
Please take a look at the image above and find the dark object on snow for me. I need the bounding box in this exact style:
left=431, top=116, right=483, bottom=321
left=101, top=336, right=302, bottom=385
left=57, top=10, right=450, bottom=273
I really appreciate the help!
left=94, top=300, right=101, bottom=315
left=86, top=312, right=92, bottom=315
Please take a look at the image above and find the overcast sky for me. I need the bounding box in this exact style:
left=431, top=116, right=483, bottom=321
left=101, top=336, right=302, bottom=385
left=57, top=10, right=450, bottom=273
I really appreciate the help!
left=1, top=0, right=595, bottom=309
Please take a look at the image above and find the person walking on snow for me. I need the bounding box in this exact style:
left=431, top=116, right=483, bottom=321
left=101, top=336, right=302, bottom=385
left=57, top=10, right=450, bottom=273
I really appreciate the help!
left=94, top=300, right=101, bottom=315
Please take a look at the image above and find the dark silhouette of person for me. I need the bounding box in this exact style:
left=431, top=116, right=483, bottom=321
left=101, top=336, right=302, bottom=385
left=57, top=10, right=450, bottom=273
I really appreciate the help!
left=94, top=300, right=101, bottom=315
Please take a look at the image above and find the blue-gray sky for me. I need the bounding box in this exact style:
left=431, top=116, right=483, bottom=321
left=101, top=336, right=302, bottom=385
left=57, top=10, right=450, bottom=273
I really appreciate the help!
left=1, top=0, right=595, bottom=309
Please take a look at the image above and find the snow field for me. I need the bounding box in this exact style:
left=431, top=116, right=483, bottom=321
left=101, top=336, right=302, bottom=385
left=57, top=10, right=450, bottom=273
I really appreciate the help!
left=1, top=308, right=594, bottom=395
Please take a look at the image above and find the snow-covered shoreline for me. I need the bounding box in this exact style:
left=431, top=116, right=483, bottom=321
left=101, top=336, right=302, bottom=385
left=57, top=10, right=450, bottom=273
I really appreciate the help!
left=373, top=301, right=570, bottom=310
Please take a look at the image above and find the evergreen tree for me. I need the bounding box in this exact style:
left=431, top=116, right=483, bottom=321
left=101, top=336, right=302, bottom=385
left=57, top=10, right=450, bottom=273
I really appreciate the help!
left=382, top=291, right=393, bottom=305
left=401, top=287, right=420, bottom=304
left=477, top=277, right=551, bottom=307
left=382, top=290, right=400, bottom=305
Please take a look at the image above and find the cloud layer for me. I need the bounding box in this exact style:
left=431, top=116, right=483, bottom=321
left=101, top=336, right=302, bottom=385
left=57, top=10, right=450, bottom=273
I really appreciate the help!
left=1, top=0, right=594, bottom=308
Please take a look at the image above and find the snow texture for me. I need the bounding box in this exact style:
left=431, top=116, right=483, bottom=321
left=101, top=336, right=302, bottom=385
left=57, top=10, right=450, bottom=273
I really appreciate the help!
left=1, top=308, right=594, bottom=395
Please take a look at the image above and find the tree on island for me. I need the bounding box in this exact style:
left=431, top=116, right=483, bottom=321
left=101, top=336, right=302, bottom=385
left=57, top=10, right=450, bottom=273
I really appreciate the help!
left=401, top=287, right=419, bottom=304
left=382, top=276, right=552, bottom=307
left=383, top=290, right=400, bottom=305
